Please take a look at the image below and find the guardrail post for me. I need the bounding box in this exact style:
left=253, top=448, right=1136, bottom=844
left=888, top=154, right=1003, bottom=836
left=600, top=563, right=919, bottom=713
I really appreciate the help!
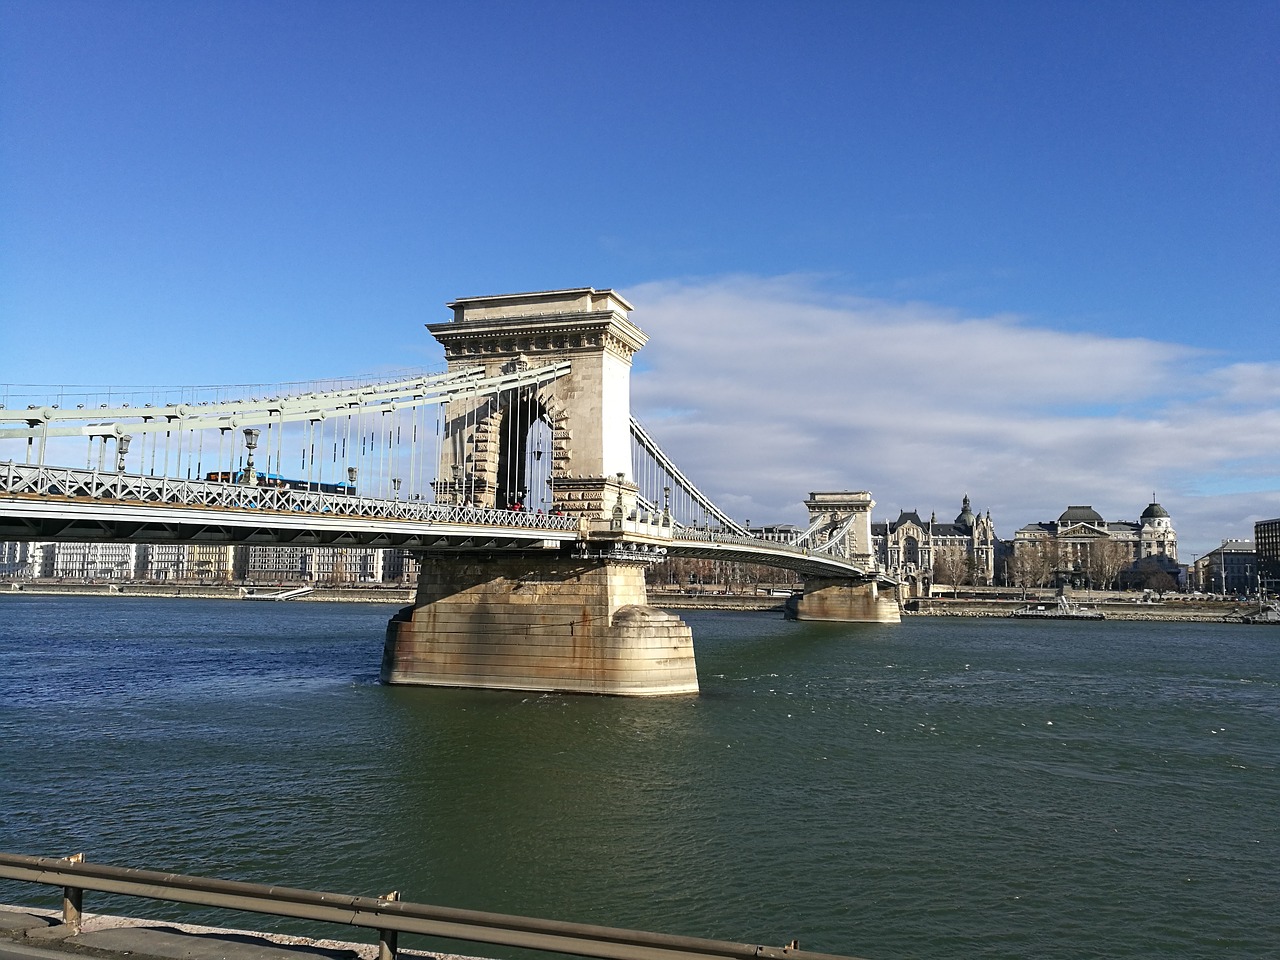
left=61, top=852, right=85, bottom=934
left=377, top=890, right=400, bottom=960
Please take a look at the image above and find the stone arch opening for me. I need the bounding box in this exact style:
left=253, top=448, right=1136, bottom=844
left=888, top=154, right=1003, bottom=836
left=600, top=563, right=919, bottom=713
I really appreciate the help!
left=492, top=387, right=554, bottom=511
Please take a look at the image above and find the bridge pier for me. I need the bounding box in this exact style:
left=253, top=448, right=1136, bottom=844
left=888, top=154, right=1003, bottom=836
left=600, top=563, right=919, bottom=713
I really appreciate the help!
left=789, top=578, right=902, bottom=623
left=382, top=550, right=699, bottom=696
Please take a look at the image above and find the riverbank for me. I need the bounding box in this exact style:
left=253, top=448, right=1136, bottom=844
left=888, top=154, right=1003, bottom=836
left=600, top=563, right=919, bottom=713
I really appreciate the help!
left=905, top=596, right=1263, bottom=622
left=646, top=591, right=785, bottom=612
left=5, top=582, right=784, bottom=610
left=4, top=582, right=414, bottom=603
left=4, top=582, right=1270, bottom=624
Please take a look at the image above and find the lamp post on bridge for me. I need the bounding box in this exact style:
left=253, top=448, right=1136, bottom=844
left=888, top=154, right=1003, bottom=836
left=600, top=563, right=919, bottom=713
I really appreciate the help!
left=347, top=466, right=358, bottom=495
left=391, top=477, right=401, bottom=501
left=115, top=435, right=131, bottom=473
left=242, top=428, right=260, bottom=485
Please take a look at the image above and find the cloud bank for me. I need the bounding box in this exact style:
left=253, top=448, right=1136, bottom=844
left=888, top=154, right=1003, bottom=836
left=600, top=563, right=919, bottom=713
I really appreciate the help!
left=624, top=275, right=1280, bottom=556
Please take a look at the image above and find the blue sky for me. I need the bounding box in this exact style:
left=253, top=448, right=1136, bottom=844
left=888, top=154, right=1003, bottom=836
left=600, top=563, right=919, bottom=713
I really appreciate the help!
left=2, top=0, right=1277, bottom=556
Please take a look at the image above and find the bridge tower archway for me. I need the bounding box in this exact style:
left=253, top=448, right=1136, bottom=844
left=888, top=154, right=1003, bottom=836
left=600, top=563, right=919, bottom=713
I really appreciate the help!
left=428, top=289, right=644, bottom=522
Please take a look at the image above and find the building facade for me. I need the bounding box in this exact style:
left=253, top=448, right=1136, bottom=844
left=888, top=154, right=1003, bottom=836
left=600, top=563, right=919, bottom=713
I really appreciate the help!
left=872, top=495, right=1000, bottom=596
left=0, top=541, right=35, bottom=578
left=1, top=541, right=408, bottom=585
left=1253, top=518, right=1280, bottom=596
left=1192, top=540, right=1257, bottom=596
left=1011, top=500, right=1178, bottom=589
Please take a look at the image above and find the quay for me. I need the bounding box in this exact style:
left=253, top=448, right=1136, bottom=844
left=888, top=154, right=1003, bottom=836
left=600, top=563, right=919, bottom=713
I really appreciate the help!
left=4, top=582, right=416, bottom=604
left=905, top=595, right=1260, bottom=622
left=4, top=581, right=1258, bottom=623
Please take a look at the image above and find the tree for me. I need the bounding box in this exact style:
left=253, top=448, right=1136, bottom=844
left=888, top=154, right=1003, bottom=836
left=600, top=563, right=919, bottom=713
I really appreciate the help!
left=1011, top=540, right=1055, bottom=591
left=933, top=544, right=970, bottom=597
left=1130, top=556, right=1178, bottom=595
left=1084, top=539, right=1129, bottom=591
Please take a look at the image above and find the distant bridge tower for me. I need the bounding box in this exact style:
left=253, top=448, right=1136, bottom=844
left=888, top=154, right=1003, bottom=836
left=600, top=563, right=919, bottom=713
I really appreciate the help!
left=791, top=491, right=900, bottom=622
left=383, top=289, right=698, bottom=696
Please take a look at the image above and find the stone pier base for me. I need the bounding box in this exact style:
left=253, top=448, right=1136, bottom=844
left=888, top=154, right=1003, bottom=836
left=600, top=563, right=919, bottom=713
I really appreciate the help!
left=382, top=554, right=699, bottom=696
left=790, top=578, right=902, bottom=623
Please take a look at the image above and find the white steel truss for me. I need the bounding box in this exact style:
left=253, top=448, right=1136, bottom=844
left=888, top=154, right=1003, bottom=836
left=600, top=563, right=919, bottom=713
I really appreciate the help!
left=0, top=363, right=571, bottom=441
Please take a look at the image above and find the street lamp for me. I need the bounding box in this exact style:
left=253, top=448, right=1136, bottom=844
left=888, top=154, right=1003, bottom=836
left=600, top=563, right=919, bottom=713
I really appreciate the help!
left=115, top=435, right=131, bottom=473
left=391, top=477, right=401, bottom=500
left=242, top=428, right=260, bottom=484
left=347, top=466, right=358, bottom=494
left=612, top=472, right=626, bottom=528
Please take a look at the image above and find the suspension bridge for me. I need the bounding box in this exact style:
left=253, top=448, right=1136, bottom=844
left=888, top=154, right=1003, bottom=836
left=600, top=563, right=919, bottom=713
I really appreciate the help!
left=0, top=288, right=899, bottom=695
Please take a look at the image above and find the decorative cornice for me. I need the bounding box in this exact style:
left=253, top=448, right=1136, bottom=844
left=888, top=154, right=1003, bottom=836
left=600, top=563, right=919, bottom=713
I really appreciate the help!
left=428, top=311, right=647, bottom=362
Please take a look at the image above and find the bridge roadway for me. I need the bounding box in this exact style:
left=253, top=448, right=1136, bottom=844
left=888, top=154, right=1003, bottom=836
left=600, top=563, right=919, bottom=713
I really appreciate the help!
left=0, top=461, right=877, bottom=581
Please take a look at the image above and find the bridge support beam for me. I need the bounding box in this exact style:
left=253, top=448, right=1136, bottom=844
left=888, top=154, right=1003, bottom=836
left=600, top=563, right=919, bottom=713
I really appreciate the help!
left=790, top=578, right=901, bottom=623
left=382, top=552, right=699, bottom=696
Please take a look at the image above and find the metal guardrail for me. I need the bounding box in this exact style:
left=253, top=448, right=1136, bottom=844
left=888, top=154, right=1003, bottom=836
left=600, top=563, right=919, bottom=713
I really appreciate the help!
left=0, top=853, right=868, bottom=960
left=0, top=461, right=580, bottom=533
left=669, top=529, right=876, bottom=579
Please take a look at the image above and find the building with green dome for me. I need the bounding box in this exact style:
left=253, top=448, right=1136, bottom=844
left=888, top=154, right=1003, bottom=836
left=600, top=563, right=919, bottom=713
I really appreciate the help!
left=1011, top=499, right=1179, bottom=590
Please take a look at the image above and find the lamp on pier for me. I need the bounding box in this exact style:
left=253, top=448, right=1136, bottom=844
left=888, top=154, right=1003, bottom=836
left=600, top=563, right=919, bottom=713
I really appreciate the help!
left=611, top=472, right=626, bottom=529
left=242, top=428, right=260, bottom=484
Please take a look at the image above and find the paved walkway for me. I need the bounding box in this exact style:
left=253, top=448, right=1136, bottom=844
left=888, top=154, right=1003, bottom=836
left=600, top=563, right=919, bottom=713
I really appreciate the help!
left=1, top=906, right=465, bottom=960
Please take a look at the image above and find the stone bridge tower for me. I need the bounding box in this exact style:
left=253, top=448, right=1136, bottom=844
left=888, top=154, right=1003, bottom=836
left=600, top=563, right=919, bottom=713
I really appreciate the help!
left=382, top=289, right=698, bottom=696
left=429, top=288, right=643, bottom=523
left=791, top=490, right=900, bottom=623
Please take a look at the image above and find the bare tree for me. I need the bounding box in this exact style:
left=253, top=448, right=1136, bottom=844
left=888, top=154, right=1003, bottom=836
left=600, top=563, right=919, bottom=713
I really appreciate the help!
left=933, top=544, right=970, bottom=598
left=1011, top=540, right=1056, bottom=592
left=1085, top=539, right=1129, bottom=590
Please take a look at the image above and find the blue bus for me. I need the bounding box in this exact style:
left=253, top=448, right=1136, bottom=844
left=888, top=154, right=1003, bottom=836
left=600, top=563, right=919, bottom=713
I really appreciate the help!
left=205, top=471, right=356, bottom=494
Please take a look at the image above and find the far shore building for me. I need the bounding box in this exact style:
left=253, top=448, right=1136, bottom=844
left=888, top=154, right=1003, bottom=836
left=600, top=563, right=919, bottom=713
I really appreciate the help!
left=1011, top=500, right=1179, bottom=590
left=872, top=495, right=1000, bottom=597
left=233, top=545, right=388, bottom=583
left=1256, top=517, right=1280, bottom=595
left=0, top=541, right=35, bottom=579
left=1192, top=540, right=1257, bottom=596
left=0, top=541, right=408, bottom=585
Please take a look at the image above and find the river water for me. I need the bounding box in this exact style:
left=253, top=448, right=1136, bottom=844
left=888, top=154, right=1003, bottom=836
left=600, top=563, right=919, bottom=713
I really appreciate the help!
left=1, top=595, right=1276, bottom=960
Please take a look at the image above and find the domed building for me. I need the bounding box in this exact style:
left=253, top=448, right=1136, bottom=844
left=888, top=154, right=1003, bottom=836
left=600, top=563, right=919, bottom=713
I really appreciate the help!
left=1011, top=498, right=1178, bottom=589
left=872, top=495, right=999, bottom=597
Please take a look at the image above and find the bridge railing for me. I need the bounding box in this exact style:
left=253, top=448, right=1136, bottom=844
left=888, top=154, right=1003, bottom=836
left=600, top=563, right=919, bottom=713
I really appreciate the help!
left=0, top=853, right=866, bottom=960
left=0, top=461, right=580, bottom=533
left=671, top=528, right=881, bottom=576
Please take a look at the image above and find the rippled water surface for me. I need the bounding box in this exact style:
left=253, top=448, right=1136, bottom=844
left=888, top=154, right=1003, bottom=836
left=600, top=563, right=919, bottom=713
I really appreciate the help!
left=1, top=595, right=1277, bottom=959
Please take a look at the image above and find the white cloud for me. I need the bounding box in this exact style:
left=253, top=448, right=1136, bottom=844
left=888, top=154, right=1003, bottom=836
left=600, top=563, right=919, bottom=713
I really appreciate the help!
left=623, top=274, right=1280, bottom=556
